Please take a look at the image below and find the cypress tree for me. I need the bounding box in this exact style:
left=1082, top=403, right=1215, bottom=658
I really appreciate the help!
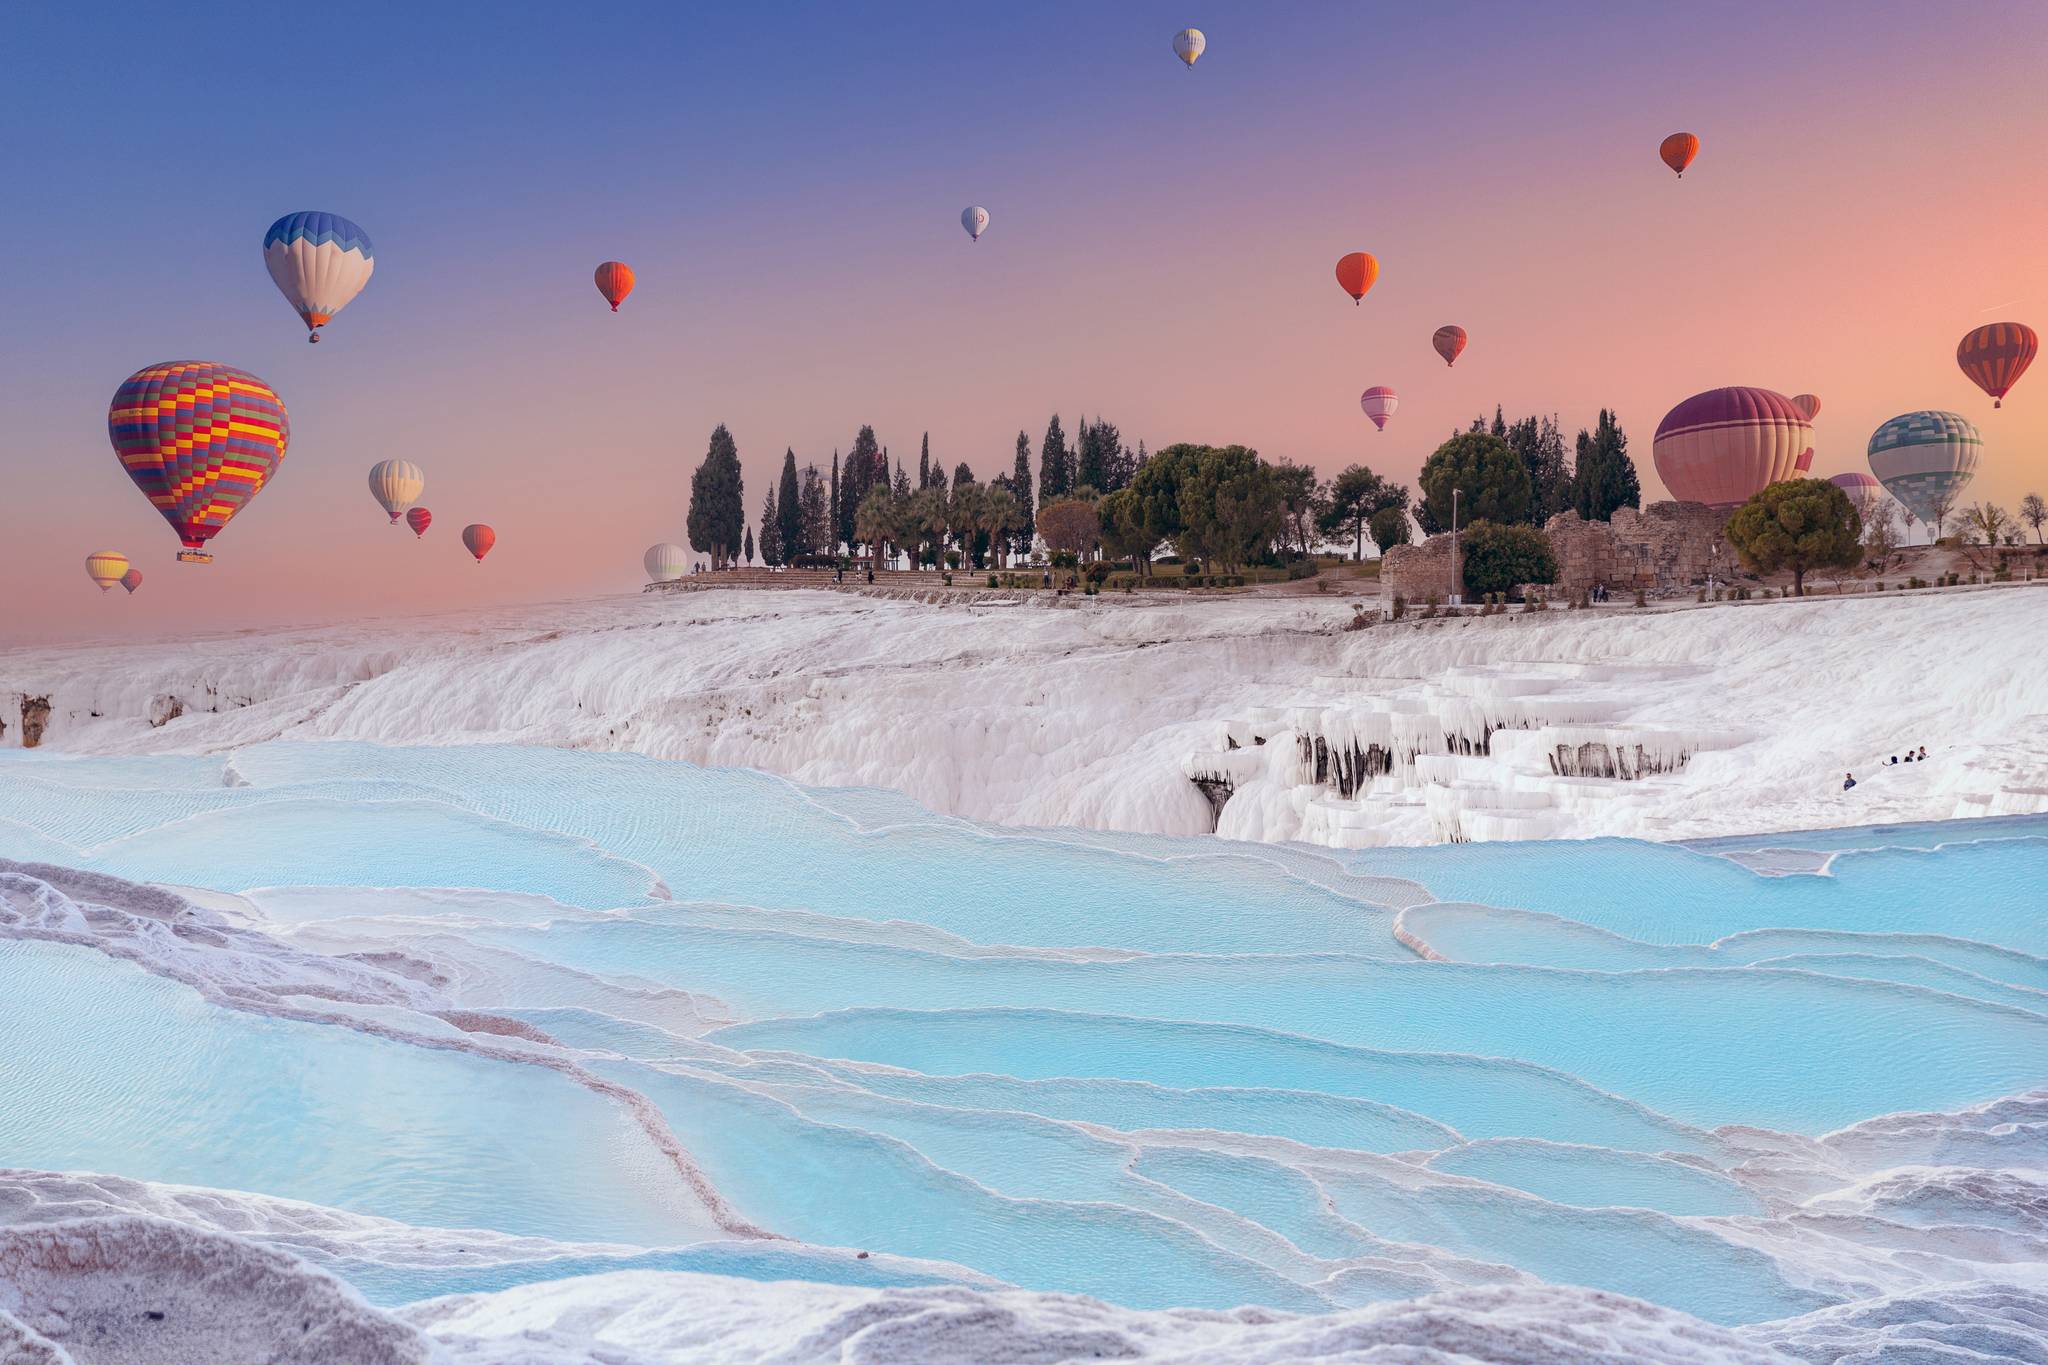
left=776, top=449, right=802, bottom=560
left=743, top=525, right=755, bottom=565
left=685, top=424, right=745, bottom=569
left=843, top=426, right=880, bottom=549
left=829, top=451, right=841, bottom=555
left=919, top=433, right=931, bottom=489
left=1572, top=409, right=1641, bottom=521
left=1012, top=431, right=1033, bottom=518
left=758, top=488, right=782, bottom=566
left=1039, top=414, right=1070, bottom=501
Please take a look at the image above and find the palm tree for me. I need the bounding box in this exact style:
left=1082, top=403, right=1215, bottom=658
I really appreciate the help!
left=980, top=486, right=1020, bottom=569
left=910, top=487, right=949, bottom=568
left=947, top=482, right=988, bottom=569
left=854, top=488, right=895, bottom=568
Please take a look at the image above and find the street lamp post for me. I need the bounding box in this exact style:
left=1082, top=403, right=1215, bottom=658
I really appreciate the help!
left=1449, top=488, right=1461, bottom=607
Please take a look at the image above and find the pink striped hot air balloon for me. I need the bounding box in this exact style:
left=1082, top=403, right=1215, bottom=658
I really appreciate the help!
left=1359, top=386, right=1398, bottom=432
left=1652, top=387, right=1813, bottom=508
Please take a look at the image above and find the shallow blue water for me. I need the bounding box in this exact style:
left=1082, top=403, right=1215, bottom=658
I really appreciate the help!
left=1, top=741, right=2042, bottom=1324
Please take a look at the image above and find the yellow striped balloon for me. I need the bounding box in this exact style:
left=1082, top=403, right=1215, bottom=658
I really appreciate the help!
left=367, top=460, right=425, bottom=523
left=86, top=550, right=129, bottom=592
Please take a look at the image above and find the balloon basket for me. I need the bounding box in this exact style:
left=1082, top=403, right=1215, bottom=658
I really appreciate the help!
left=175, top=550, right=214, bottom=565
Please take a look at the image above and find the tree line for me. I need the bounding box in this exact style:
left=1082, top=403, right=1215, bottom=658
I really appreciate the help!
left=684, top=405, right=1649, bottom=573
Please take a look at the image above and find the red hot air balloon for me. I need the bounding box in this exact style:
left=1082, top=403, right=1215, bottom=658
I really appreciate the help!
left=1791, top=393, right=1821, bottom=421
left=1660, top=133, right=1700, bottom=178
left=120, top=568, right=143, bottom=595
left=107, top=362, right=289, bottom=564
left=594, top=261, right=635, bottom=312
left=1432, top=325, right=1467, bottom=367
left=462, top=523, right=495, bottom=563
left=1957, top=322, right=2037, bottom=408
left=1334, top=253, right=1379, bottom=305
left=406, top=507, right=432, bottom=539
left=1359, top=386, right=1398, bottom=431
left=1652, top=387, right=1813, bottom=507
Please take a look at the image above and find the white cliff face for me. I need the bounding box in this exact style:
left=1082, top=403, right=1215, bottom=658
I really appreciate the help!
left=3, top=586, right=2045, bottom=847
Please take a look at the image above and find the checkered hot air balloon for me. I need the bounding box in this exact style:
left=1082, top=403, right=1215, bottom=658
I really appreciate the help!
left=264, top=213, right=374, bottom=344
left=1868, top=411, right=1980, bottom=530
left=1956, top=322, right=2036, bottom=409
left=108, top=362, right=289, bottom=564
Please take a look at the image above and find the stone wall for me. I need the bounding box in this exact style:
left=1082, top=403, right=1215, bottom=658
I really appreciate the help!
left=1380, top=534, right=1457, bottom=604
left=1384, top=501, right=1734, bottom=604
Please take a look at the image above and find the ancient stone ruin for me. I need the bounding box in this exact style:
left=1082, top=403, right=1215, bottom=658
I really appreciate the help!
left=1381, top=501, right=1735, bottom=604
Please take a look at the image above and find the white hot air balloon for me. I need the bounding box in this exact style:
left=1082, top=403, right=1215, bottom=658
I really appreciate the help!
left=644, top=543, right=688, bottom=584
left=367, top=460, right=425, bottom=524
left=263, top=213, right=375, bottom=344
left=960, top=206, right=990, bottom=242
left=1173, top=28, right=1206, bottom=68
left=1359, top=386, right=1399, bottom=432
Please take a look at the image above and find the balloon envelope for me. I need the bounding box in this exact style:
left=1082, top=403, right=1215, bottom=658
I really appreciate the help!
left=1360, top=386, right=1399, bottom=431
left=1867, top=411, right=1981, bottom=526
left=1792, top=393, right=1821, bottom=421
left=644, top=542, right=688, bottom=583
left=1335, top=253, right=1378, bottom=304
left=1652, top=387, right=1812, bottom=508
left=595, top=261, right=635, bottom=311
left=960, top=206, right=989, bottom=241
left=1432, top=325, right=1467, bottom=367
left=1660, top=133, right=1699, bottom=177
left=108, top=362, right=289, bottom=557
left=1173, top=28, right=1205, bottom=66
left=120, top=568, right=143, bottom=594
left=1956, top=322, right=2036, bottom=408
left=85, top=551, right=128, bottom=593
left=368, top=460, right=424, bottom=522
left=462, top=524, right=496, bottom=563
left=263, top=212, right=374, bottom=342
left=406, top=507, right=432, bottom=539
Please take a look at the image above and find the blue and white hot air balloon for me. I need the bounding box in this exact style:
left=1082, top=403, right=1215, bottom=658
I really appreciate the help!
left=1867, top=410, right=1981, bottom=532
left=263, top=212, right=375, bottom=343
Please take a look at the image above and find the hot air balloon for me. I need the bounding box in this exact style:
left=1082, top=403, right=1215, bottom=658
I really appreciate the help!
left=1432, top=326, right=1467, bottom=367
left=1360, top=386, right=1399, bottom=431
left=120, top=568, right=143, bottom=595
left=462, top=524, right=496, bottom=563
left=961, top=207, right=989, bottom=242
left=1827, top=471, right=1887, bottom=522
left=1173, top=28, right=1205, bottom=67
left=368, top=460, right=424, bottom=524
left=108, top=362, right=289, bottom=564
left=1659, top=133, right=1699, bottom=178
left=644, top=543, right=688, bottom=583
left=595, top=261, right=635, bottom=312
left=263, top=213, right=374, bottom=343
left=406, top=507, right=432, bottom=539
left=1792, top=393, right=1821, bottom=421
left=1335, top=253, right=1378, bottom=305
left=85, top=551, right=128, bottom=593
left=1957, top=322, right=2037, bottom=408
left=1868, top=411, right=1980, bottom=531
left=1651, top=387, right=1813, bottom=507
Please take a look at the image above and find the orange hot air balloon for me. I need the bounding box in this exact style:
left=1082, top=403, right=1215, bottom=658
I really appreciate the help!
left=594, top=261, right=635, bottom=312
left=1334, top=252, right=1379, bottom=305
left=1660, top=132, right=1699, bottom=178
left=1957, top=322, right=2037, bottom=408
left=1432, top=325, right=1467, bottom=367
left=462, top=523, right=495, bottom=563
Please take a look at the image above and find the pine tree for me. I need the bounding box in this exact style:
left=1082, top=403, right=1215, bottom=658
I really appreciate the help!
left=843, top=426, right=880, bottom=550
left=758, top=488, right=782, bottom=566
left=685, top=424, right=745, bottom=569
left=1572, top=409, right=1641, bottom=521
left=743, top=525, right=755, bottom=565
left=799, top=464, right=830, bottom=557
left=1039, top=414, right=1070, bottom=502
left=776, top=450, right=802, bottom=561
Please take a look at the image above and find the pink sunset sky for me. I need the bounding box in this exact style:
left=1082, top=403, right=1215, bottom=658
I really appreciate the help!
left=2, top=1, right=2044, bottom=644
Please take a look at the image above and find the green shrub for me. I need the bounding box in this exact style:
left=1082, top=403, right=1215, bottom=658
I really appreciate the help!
left=1459, top=522, right=1558, bottom=599
left=987, top=574, right=998, bottom=588
left=1285, top=559, right=1320, bottom=581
